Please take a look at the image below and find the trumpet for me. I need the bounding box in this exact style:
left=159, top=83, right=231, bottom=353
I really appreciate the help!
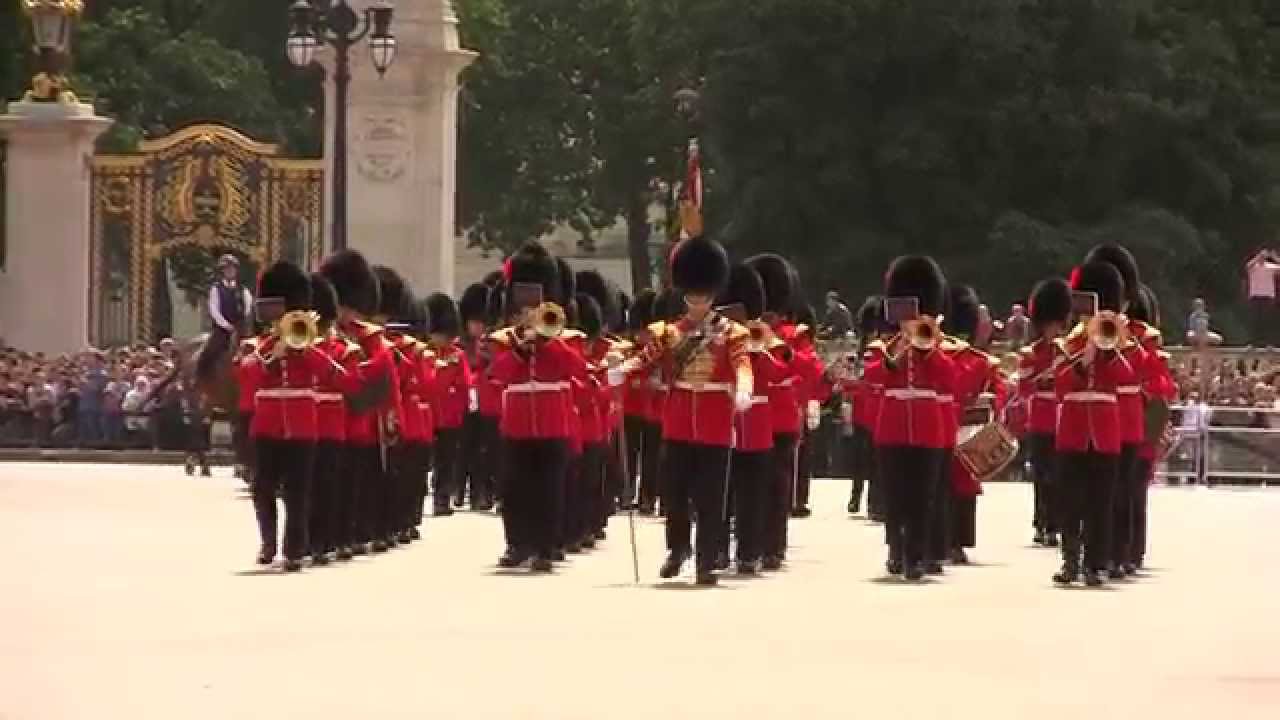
left=532, top=301, right=566, bottom=339
left=904, top=315, right=941, bottom=351
left=1088, top=311, right=1128, bottom=352
left=277, top=310, right=320, bottom=351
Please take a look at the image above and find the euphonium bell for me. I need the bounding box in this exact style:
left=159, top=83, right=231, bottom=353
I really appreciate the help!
left=533, top=302, right=566, bottom=339
left=278, top=310, right=320, bottom=351
left=905, top=316, right=940, bottom=351
left=1089, top=311, right=1126, bottom=351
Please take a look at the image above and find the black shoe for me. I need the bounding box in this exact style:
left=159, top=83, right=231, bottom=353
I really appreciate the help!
left=925, top=561, right=945, bottom=575
left=761, top=554, right=783, bottom=571
left=498, top=547, right=529, bottom=568
left=948, top=548, right=969, bottom=565
left=886, top=558, right=904, bottom=575
left=847, top=500, right=861, bottom=514
left=371, top=540, right=389, bottom=553
left=1108, top=566, right=1126, bottom=580
left=185, top=460, right=195, bottom=476
left=476, top=501, right=495, bottom=513
left=1084, top=570, right=1104, bottom=587
left=869, top=512, right=885, bottom=523
left=1033, top=529, right=1046, bottom=546
left=531, top=556, right=554, bottom=573
left=638, top=502, right=656, bottom=516
left=1122, top=562, right=1137, bottom=576
left=659, top=552, right=688, bottom=579
left=580, top=536, right=597, bottom=550
left=408, top=527, right=421, bottom=541
left=283, top=558, right=302, bottom=573
left=398, top=530, right=413, bottom=544
left=200, top=466, right=212, bottom=477
left=714, top=551, right=731, bottom=571
left=256, top=546, right=276, bottom=566
left=904, top=563, right=925, bottom=581
left=791, top=506, right=812, bottom=519
left=311, top=551, right=330, bottom=566
left=335, top=546, right=353, bottom=561
left=453, top=496, right=466, bottom=509
left=433, top=506, right=454, bottom=517
left=1045, top=533, right=1060, bottom=548
left=737, top=559, right=760, bottom=576
left=695, top=570, right=718, bottom=586
left=552, top=548, right=567, bottom=562
left=565, top=541, right=582, bottom=554
left=352, top=542, right=369, bottom=556
left=594, top=529, right=607, bottom=541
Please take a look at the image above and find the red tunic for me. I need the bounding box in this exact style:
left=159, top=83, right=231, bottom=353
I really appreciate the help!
left=1054, top=336, right=1133, bottom=455
left=873, top=342, right=957, bottom=449
left=315, top=335, right=362, bottom=443
left=416, top=348, right=438, bottom=443
left=249, top=336, right=346, bottom=442
left=389, top=335, right=426, bottom=443
left=432, top=343, right=473, bottom=430
left=340, top=320, right=400, bottom=448
left=860, top=345, right=888, bottom=443
left=488, top=328, right=589, bottom=440
left=948, top=345, right=1007, bottom=496
left=736, top=345, right=787, bottom=452
left=1018, top=338, right=1060, bottom=436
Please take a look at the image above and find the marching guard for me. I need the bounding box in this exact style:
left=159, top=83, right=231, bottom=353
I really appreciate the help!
left=459, top=283, right=499, bottom=512
left=1020, top=278, right=1073, bottom=548
left=425, top=292, right=473, bottom=516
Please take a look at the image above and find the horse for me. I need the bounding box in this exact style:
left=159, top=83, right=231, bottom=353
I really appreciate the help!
left=151, top=333, right=247, bottom=479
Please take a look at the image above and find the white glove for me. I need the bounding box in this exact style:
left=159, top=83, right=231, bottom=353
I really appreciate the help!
left=734, top=389, right=754, bottom=413
left=468, top=388, right=479, bottom=413
left=607, top=367, right=626, bottom=388
left=806, top=400, right=821, bottom=430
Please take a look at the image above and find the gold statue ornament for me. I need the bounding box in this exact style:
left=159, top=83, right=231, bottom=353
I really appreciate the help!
left=20, top=1, right=85, bottom=104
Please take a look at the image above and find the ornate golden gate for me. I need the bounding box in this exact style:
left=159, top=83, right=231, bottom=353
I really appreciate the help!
left=89, top=124, right=324, bottom=346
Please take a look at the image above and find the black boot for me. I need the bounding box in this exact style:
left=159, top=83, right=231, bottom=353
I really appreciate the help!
left=1045, top=532, right=1059, bottom=548
left=904, top=563, right=925, bottom=581
left=659, top=551, right=688, bottom=579
left=714, top=551, right=731, bottom=571
left=761, top=554, right=783, bottom=571
left=282, top=558, right=302, bottom=573
left=1032, top=529, right=1046, bottom=546
left=695, top=569, right=718, bottom=586
left=335, top=546, right=353, bottom=561
left=311, top=550, right=330, bottom=566
left=1053, top=563, right=1078, bottom=585
left=256, top=545, right=276, bottom=566
left=531, top=555, right=554, bottom=573
left=737, top=558, right=760, bottom=575
left=1084, top=569, right=1104, bottom=587
left=498, top=547, right=530, bottom=568
left=948, top=548, right=969, bottom=565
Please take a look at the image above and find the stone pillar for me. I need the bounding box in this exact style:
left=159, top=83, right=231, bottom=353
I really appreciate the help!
left=323, top=0, right=476, bottom=296
left=0, top=101, right=111, bottom=354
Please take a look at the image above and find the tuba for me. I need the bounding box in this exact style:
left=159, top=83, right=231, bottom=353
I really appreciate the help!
left=533, top=302, right=566, bottom=339
left=1088, top=311, right=1128, bottom=351
left=278, top=310, right=319, bottom=351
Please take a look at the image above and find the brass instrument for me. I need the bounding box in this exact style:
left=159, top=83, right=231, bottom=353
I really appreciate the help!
left=278, top=310, right=320, bottom=351
left=532, top=302, right=566, bottom=339
left=747, top=320, right=773, bottom=351
left=1088, top=311, right=1128, bottom=351
left=904, top=315, right=941, bottom=351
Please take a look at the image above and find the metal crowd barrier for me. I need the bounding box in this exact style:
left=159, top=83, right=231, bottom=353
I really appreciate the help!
left=1157, top=405, right=1280, bottom=486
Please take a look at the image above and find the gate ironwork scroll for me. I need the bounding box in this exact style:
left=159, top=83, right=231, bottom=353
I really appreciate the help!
left=89, top=124, right=323, bottom=346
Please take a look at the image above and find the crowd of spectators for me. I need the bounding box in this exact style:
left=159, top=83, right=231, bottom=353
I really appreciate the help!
left=0, top=339, right=206, bottom=450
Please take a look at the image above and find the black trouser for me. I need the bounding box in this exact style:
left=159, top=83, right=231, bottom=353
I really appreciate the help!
left=1028, top=433, right=1057, bottom=534
left=233, top=411, right=255, bottom=474
left=845, top=426, right=869, bottom=511
left=581, top=443, right=608, bottom=536
left=461, top=412, right=499, bottom=507
left=434, top=427, right=462, bottom=510
left=765, top=433, right=799, bottom=558
left=879, top=445, right=943, bottom=570
left=639, top=420, right=663, bottom=510
left=730, top=449, right=771, bottom=563
left=1112, top=445, right=1142, bottom=566
left=927, top=449, right=954, bottom=564
left=866, top=434, right=887, bottom=519
left=1131, top=459, right=1152, bottom=565
left=500, top=438, right=569, bottom=558
left=351, top=444, right=386, bottom=543
left=661, top=440, right=731, bottom=570
left=1057, top=451, right=1119, bottom=573
left=332, top=444, right=361, bottom=547
left=392, top=442, right=429, bottom=532
left=603, top=431, right=624, bottom=515
left=560, top=453, right=583, bottom=547
left=253, top=438, right=315, bottom=561
left=950, top=495, right=977, bottom=550
left=622, top=416, right=645, bottom=506
left=309, top=440, right=344, bottom=554
left=795, top=429, right=813, bottom=509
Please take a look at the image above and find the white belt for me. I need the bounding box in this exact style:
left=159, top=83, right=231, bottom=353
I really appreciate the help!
left=1116, top=386, right=1141, bottom=395
left=774, top=377, right=801, bottom=388
left=672, top=381, right=732, bottom=393
left=751, top=396, right=770, bottom=405
left=650, top=382, right=669, bottom=391
left=448, top=387, right=458, bottom=394
left=314, top=392, right=343, bottom=403
left=885, top=388, right=938, bottom=400
left=630, top=381, right=644, bottom=389
left=505, top=381, right=570, bottom=394
left=1033, top=392, right=1056, bottom=401
left=1063, top=391, right=1116, bottom=404
left=418, top=402, right=432, bottom=410
left=937, top=394, right=954, bottom=403
left=256, top=388, right=313, bottom=400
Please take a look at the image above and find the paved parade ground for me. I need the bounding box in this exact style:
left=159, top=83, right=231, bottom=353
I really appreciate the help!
left=2, top=463, right=1278, bottom=719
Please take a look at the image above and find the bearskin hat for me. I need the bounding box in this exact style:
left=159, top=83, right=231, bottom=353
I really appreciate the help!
left=556, top=258, right=577, bottom=308
left=576, top=269, right=621, bottom=331
left=856, top=296, right=884, bottom=336
left=884, top=255, right=946, bottom=316
left=718, top=263, right=767, bottom=320
left=482, top=270, right=504, bottom=288
left=629, top=288, right=657, bottom=331
left=744, top=254, right=796, bottom=316
left=504, top=240, right=560, bottom=310
left=1029, top=278, right=1073, bottom=329
left=1084, top=243, right=1141, bottom=308
left=1129, top=284, right=1160, bottom=326
left=486, top=279, right=506, bottom=326
left=616, top=291, right=632, bottom=333
left=795, top=303, right=817, bottom=330
left=319, top=249, right=379, bottom=316
left=1071, top=261, right=1125, bottom=313
left=372, top=265, right=411, bottom=322
left=258, top=261, right=311, bottom=311
left=943, top=284, right=981, bottom=339
left=575, top=292, right=603, bottom=338
left=459, top=283, right=490, bottom=325
left=656, top=287, right=685, bottom=321
left=426, top=292, right=461, bottom=338
left=309, top=272, right=339, bottom=326
left=670, top=236, right=730, bottom=295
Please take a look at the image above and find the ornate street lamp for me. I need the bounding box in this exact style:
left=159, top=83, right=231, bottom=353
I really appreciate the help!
left=20, top=0, right=84, bottom=103
left=287, top=0, right=397, bottom=253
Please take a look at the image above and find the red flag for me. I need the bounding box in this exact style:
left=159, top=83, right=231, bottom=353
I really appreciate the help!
left=678, top=138, right=703, bottom=239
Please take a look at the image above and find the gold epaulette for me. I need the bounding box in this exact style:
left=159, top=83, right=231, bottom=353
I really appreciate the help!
left=1018, top=345, right=1034, bottom=357
left=940, top=335, right=969, bottom=352
left=607, top=336, right=635, bottom=354
left=794, top=323, right=812, bottom=338
left=353, top=319, right=383, bottom=337
left=867, top=339, right=886, bottom=351
left=488, top=326, right=517, bottom=347
left=727, top=321, right=750, bottom=342
left=561, top=329, right=587, bottom=341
